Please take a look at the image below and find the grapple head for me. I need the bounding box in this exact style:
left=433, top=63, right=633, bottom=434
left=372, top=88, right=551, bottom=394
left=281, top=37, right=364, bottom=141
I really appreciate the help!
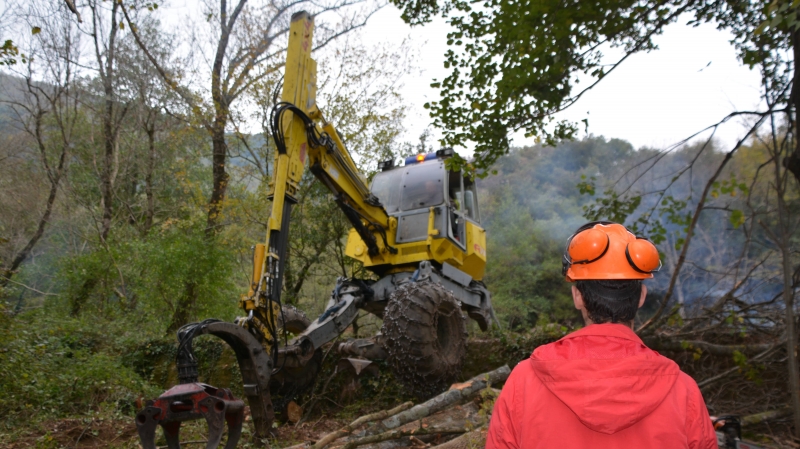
left=136, top=383, right=245, bottom=449
left=135, top=320, right=276, bottom=448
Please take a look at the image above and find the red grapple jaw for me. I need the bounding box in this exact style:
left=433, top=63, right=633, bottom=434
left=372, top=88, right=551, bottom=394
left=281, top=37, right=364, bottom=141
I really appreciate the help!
left=136, top=383, right=245, bottom=449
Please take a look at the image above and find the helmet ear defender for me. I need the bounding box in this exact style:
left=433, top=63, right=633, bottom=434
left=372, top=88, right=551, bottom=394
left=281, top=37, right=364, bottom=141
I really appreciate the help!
left=561, top=221, right=613, bottom=276
left=625, top=237, right=662, bottom=274
left=562, top=222, right=661, bottom=280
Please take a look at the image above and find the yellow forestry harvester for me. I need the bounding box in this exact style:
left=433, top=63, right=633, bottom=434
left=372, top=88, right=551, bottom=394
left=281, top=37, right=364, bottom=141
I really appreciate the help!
left=135, top=11, right=495, bottom=448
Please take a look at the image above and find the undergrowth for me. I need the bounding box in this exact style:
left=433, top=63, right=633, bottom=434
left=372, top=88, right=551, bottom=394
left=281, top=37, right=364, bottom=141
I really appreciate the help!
left=0, top=298, right=569, bottom=447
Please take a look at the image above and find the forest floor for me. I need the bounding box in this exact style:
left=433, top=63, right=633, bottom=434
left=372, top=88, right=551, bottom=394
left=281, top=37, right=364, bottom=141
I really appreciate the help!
left=2, top=331, right=797, bottom=449
left=1, top=393, right=490, bottom=449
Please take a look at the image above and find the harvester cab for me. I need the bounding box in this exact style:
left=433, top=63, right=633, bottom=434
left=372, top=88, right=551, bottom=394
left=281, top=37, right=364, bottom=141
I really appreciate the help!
left=136, top=11, right=496, bottom=449
left=370, top=148, right=481, bottom=253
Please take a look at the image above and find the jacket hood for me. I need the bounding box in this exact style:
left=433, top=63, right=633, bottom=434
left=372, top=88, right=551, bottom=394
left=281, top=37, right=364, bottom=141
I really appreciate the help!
left=530, top=324, right=679, bottom=435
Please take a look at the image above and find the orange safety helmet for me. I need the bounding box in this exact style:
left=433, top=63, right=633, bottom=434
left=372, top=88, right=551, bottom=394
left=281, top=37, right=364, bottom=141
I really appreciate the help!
left=562, top=221, right=661, bottom=281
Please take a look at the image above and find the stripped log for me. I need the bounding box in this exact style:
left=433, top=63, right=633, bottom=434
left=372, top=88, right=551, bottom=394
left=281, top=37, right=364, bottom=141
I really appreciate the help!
left=368, top=365, right=510, bottom=435
left=741, top=408, right=793, bottom=426
left=342, top=426, right=474, bottom=449
left=313, top=402, right=414, bottom=449
left=429, top=427, right=487, bottom=449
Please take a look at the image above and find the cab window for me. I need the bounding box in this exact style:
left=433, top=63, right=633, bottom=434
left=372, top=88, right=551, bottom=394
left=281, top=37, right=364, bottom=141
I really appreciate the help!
left=463, top=176, right=480, bottom=222
left=370, top=168, right=403, bottom=213
left=400, top=162, right=444, bottom=211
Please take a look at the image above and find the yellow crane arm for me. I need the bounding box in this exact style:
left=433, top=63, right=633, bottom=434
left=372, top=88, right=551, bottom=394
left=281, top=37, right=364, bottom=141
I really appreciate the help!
left=246, top=11, right=392, bottom=315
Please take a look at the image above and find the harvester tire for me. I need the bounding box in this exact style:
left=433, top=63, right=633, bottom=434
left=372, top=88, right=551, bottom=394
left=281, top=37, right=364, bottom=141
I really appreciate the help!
left=382, top=280, right=467, bottom=399
left=269, top=306, right=322, bottom=420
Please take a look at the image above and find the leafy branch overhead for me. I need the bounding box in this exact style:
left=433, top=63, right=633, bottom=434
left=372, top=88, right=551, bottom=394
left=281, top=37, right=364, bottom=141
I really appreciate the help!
left=393, top=0, right=793, bottom=176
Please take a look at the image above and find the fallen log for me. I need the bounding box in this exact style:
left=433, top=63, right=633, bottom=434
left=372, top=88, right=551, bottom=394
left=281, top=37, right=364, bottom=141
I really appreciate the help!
left=342, top=426, right=475, bottom=449
left=313, top=402, right=414, bottom=449
left=369, top=365, right=510, bottom=435
left=429, top=427, right=487, bottom=449
left=643, top=337, right=775, bottom=356
left=741, top=408, right=793, bottom=426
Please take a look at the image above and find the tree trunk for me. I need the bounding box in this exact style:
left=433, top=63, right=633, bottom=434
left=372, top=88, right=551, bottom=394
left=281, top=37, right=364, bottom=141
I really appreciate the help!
left=778, top=170, right=800, bottom=439
left=169, top=280, right=198, bottom=333
left=787, top=28, right=800, bottom=183
left=1, top=90, right=70, bottom=288
left=206, top=121, right=229, bottom=235
left=97, top=0, right=120, bottom=242
left=788, top=28, right=800, bottom=440
left=143, top=124, right=156, bottom=235
left=70, top=277, right=98, bottom=317
left=100, top=88, right=116, bottom=241
left=0, top=149, right=66, bottom=288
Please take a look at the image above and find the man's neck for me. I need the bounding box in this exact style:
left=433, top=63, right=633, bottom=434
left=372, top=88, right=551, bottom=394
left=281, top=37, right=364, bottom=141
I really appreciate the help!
left=583, top=319, right=635, bottom=330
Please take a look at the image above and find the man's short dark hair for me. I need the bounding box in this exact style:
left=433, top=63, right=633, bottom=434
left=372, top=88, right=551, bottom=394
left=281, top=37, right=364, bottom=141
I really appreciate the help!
left=575, top=279, right=643, bottom=324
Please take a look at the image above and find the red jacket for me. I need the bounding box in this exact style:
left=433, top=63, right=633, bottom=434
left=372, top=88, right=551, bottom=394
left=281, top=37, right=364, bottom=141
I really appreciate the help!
left=486, top=324, right=717, bottom=449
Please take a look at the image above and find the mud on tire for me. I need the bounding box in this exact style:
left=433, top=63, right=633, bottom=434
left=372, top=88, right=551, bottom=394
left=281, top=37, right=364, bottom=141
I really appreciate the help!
left=381, top=280, right=468, bottom=399
left=269, top=305, right=322, bottom=418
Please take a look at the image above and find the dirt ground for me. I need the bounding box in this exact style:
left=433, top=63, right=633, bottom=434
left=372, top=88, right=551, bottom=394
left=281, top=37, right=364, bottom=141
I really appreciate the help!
left=0, top=396, right=488, bottom=449
left=1, top=417, right=347, bottom=448
left=2, top=418, right=139, bottom=448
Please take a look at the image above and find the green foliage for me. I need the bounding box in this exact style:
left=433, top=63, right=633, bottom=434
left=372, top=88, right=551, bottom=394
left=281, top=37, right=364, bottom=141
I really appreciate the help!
left=582, top=188, right=642, bottom=227
left=391, top=0, right=791, bottom=176
left=492, top=325, right=568, bottom=368
left=392, top=0, right=690, bottom=173
left=0, top=40, right=22, bottom=66
left=483, top=194, right=577, bottom=329
left=59, top=219, right=241, bottom=329
left=0, top=310, right=161, bottom=426
left=477, top=382, right=499, bottom=420
left=579, top=176, right=693, bottom=247
left=755, top=0, right=800, bottom=35
left=709, top=174, right=750, bottom=229
left=577, top=175, right=596, bottom=196
left=732, top=350, right=765, bottom=385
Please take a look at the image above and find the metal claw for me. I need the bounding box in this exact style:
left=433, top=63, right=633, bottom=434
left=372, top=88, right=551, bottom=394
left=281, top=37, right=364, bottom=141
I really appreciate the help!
left=135, top=383, right=245, bottom=449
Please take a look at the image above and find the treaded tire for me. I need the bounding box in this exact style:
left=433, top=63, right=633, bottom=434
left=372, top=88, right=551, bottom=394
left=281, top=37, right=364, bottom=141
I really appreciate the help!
left=269, top=306, right=322, bottom=417
left=381, top=280, right=467, bottom=399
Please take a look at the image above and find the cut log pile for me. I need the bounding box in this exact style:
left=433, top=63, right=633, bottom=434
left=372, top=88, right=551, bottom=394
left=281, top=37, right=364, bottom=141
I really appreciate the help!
left=283, top=365, right=511, bottom=449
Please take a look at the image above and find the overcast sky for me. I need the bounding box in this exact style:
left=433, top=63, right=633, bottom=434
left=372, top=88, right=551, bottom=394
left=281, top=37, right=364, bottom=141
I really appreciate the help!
left=154, top=1, right=764, bottom=155
left=359, top=6, right=764, bottom=154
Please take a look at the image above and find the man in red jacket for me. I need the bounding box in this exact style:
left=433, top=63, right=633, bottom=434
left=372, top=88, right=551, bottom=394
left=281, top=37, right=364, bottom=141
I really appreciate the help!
left=486, top=221, right=718, bottom=449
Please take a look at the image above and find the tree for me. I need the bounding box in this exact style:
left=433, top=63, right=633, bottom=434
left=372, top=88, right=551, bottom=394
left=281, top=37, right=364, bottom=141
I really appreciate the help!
left=0, top=3, right=81, bottom=290
left=84, top=0, right=130, bottom=242
left=118, top=0, right=384, bottom=330
left=122, top=0, right=381, bottom=235
left=116, top=22, right=186, bottom=237
left=389, top=0, right=788, bottom=175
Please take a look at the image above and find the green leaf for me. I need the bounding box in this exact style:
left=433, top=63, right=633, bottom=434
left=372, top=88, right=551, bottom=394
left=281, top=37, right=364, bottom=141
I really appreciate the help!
left=31, top=27, right=41, bottom=35
left=732, top=350, right=747, bottom=366
left=738, top=182, right=749, bottom=194
left=730, top=209, right=745, bottom=228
